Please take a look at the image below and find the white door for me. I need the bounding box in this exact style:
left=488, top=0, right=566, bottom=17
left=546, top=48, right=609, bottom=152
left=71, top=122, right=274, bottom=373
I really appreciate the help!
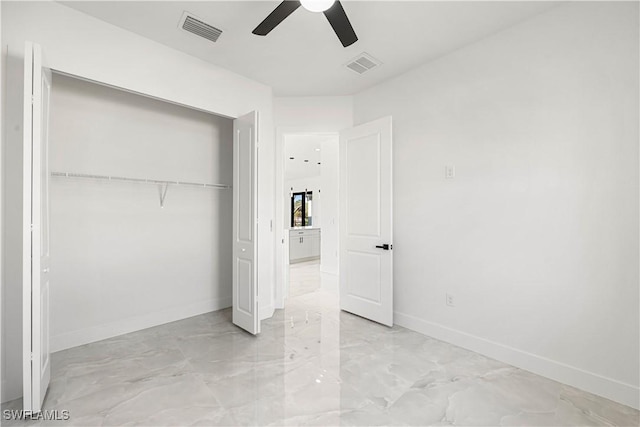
left=22, top=41, right=52, bottom=412
left=232, top=111, right=260, bottom=334
left=339, top=116, right=393, bottom=327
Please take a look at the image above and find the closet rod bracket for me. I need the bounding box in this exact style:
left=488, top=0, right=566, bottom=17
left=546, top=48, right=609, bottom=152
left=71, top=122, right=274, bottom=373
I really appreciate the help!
left=159, top=183, right=170, bottom=208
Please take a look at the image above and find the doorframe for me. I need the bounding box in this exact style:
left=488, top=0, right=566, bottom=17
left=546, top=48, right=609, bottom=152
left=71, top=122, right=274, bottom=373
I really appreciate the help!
left=0, top=9, right=4, bottom=405
left=51, top=70, right=236, bottom=119
left=274, top=127, right=339, bottom=309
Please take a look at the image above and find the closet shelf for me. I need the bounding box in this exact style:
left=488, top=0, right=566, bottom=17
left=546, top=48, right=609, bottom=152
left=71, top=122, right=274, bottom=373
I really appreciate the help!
left=51, top=172, right=231, bottom=190
left=51, top=172, right=231, bottom=208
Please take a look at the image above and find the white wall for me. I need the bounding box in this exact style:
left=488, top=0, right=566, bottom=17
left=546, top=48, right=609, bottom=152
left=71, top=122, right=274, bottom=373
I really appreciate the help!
left=273, top=97, right=352, bottom=307
left=1, top=0, right=275, bottom=403
left=1, top=40, right=24, bottom=405
left=274, top=97, right=353, bottom=130
left=353, top=2, right=639, bottom=408
left=49, top=74, right=233, bottom=351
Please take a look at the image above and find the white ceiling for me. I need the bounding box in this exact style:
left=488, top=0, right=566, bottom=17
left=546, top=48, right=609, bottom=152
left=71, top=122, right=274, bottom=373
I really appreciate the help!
left=284, top=134, right=329, bottom=180
left=60, top=1, right=558, bottom=96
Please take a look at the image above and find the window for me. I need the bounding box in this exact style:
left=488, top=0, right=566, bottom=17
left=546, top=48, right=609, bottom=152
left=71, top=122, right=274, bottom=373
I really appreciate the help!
left=291, top=191, right=313, bottom=227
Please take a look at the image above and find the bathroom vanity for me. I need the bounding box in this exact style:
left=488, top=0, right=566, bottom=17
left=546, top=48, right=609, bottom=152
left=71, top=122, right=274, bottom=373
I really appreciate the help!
left=289, top=227, right=321, bottom=263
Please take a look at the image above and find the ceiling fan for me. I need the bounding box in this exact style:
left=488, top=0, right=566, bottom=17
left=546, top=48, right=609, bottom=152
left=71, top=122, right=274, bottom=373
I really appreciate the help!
left=252, top=0, right=358, bottom=48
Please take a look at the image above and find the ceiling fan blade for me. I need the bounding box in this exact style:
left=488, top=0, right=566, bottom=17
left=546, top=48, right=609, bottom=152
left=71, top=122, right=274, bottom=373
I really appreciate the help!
left=323, top=1, right=358, bottom=47
left=252, top=1, right=302, bottom=36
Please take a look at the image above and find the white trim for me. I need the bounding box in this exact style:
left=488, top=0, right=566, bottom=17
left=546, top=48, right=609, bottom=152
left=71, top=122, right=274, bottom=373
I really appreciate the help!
left=394, top=311, right=640, bottom=410
left=0, top=4, right=4, bottom=406
left=51, top=297, right=231, bottom=353
left=52, top=70, right=236, bottom=120
left=259, top=304, right=275, bottom=321
left=22, top=41, right=34, bottom=412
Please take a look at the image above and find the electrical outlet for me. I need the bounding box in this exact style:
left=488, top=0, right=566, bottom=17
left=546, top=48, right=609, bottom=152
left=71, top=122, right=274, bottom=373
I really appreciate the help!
left=446, top=293, right=455, bottom=307
left=445, top=164, right=455, bottom=179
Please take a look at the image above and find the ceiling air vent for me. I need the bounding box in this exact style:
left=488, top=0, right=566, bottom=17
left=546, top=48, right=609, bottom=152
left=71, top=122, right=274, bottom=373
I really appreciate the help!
left=345, top=53, right=381, bottom=75
left=179, top=12, right=223, bottom=43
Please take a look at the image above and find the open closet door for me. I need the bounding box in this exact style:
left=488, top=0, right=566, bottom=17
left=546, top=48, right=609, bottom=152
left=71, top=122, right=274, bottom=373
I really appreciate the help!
left=23, top=41, right=52, bottom=412
left=232, top=111, right=260, bottom=335
left=339, top=116, right=393, bottom=327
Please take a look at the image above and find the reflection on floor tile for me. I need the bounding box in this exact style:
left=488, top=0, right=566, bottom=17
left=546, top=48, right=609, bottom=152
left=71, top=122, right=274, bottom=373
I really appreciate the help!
left=2, top=262, right=638, bottom=426
left=288, top=260, right=321, bottom=297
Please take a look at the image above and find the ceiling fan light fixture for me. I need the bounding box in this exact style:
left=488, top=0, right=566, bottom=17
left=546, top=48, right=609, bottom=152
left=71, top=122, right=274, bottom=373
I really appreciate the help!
left=253, top=0, right=357, bottom=47
left=300, top=0, right=335, bottom=13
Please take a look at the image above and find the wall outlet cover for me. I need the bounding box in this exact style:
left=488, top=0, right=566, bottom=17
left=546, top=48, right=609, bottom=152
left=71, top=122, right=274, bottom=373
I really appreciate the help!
left=446, top=293, right=455, bottom=307
left=445, top=165, right=455, bottom=179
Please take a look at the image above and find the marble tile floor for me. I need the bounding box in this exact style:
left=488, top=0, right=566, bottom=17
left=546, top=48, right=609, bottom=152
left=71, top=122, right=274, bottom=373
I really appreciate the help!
left=3, top=270, right=639, bottom=426
left=288, top=260, right=322, bottom=297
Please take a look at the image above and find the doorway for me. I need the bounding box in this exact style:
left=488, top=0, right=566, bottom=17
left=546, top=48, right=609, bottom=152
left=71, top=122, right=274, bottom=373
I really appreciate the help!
left=274, top=119, right=394, bottom=324
left=278, top=133, right=340, bottom=306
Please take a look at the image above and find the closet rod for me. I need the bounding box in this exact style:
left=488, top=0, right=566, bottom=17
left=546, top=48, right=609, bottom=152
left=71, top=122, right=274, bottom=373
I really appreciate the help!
left=51, top=172, right=232, bottom=189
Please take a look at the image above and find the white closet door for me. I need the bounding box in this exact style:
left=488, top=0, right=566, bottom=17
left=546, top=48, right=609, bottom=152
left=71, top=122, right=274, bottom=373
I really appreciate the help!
left=23, top=41, right=52, bottom=412
left=232, top=111, right=260, bottom=335
left=339, top=116, right=394, bottom=327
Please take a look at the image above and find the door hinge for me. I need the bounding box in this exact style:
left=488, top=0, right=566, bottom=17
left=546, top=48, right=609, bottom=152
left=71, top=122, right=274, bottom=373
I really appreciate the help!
left=30, top=352, right=34, bottom=361
left=31, top=96, right=35, bottom=105
left=30, top=223, right=34, bottom=231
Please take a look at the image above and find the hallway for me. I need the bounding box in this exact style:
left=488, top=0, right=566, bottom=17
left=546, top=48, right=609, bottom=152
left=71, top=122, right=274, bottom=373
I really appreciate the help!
left=288, top=260, right=322, bottom=297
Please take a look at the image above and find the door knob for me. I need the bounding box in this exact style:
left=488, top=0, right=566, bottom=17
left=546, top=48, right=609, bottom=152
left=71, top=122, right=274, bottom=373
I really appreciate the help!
left=375, top=244, right=392, bottom=250
left=241, top=248, right=246, bottom=252
left=43, top=268, right=50, bottom=273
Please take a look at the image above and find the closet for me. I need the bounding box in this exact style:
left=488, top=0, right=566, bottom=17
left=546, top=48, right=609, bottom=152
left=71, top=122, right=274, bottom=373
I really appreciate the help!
left=48, top=74, right=234, bottom=352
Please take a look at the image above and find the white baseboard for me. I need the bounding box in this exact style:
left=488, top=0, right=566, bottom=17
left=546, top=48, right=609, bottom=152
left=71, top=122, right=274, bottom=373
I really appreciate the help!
left=51, top=297, right=232, bottom=353
left=394, top=311, right=640, bottom=410
left=1, top=379, right=22, bottom=404
left=320, top=267, right=338, bottom=276
left=260, top=304, right=274, bottom=320
left=290, top=256, right=320, bottom=264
